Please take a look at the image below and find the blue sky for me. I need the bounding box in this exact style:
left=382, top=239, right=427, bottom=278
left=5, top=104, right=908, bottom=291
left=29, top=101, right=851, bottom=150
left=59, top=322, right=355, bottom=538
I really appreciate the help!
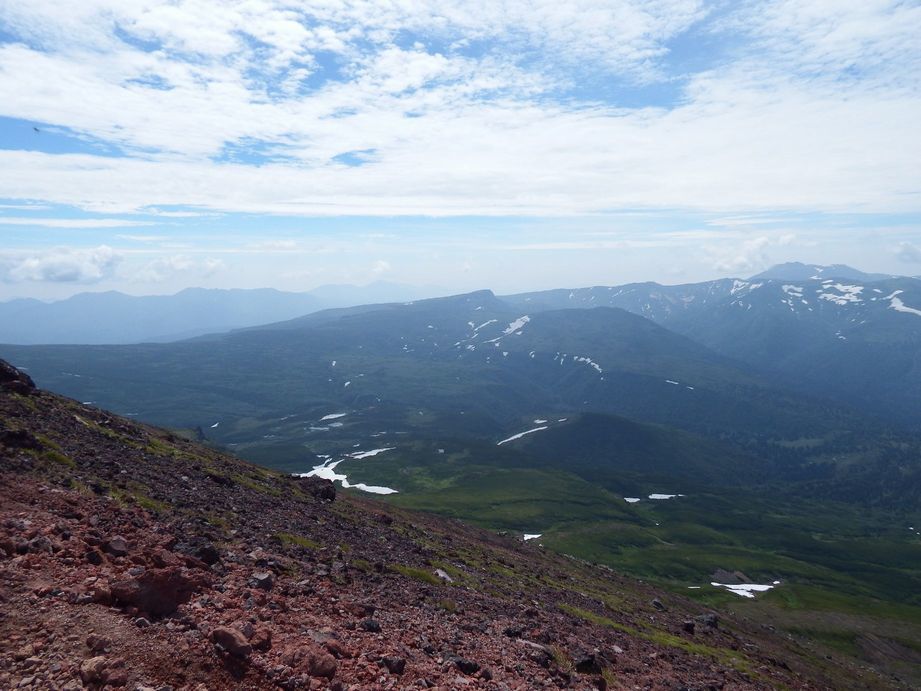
left=0, top=0, right=919, bottom=299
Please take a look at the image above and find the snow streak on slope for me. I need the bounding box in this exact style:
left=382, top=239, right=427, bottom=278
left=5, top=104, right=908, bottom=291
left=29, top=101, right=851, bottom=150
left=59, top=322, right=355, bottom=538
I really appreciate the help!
left=497, top=426, right=548, bottom=445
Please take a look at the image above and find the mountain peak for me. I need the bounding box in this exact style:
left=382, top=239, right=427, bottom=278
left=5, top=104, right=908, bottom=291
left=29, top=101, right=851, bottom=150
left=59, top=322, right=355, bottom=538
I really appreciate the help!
left=750, top=262, right=895, bottom=282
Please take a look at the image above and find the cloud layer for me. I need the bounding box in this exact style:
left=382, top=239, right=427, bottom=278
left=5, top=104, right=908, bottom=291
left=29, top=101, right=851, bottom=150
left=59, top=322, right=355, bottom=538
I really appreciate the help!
left=0, top=1, right=918, bottom=217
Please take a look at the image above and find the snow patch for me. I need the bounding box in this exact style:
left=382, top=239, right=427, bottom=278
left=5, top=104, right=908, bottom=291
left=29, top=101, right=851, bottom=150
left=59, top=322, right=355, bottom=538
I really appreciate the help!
left=320, top=413, right=348, bottom=421
left=711, top=581, right=780, bottom=598
left=624, top=497, right=641, bottom=503
left=573, top=355, right=603, bottom=373
left=497, top=426, right=548, bottom=445
left=649, top=493, right=684, bottom=500
left=210, top=422, right=220, bottom=428
left=503, top=315, right=530, bottom=334
left=349, top=447, right=395, bottom=459
left=890, top=296, right=921, bottom=317
left=818, top=283, right=864, bottom=305
left=523, top=533, right=542, bottom=541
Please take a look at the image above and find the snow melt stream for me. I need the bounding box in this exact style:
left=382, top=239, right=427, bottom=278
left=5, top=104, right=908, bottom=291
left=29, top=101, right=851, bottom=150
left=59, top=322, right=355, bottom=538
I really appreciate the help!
left=297, top=447, right=398, bottom=494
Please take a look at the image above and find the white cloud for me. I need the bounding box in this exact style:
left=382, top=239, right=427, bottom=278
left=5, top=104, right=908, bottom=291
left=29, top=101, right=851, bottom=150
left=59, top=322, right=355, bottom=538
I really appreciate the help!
left=0, top=1, right=917, bottom=220
left=708, top=236, right=772, bottom=275
left=896, top=241, right=921, bottom=264
left=0, top=245, right=121, bottom=283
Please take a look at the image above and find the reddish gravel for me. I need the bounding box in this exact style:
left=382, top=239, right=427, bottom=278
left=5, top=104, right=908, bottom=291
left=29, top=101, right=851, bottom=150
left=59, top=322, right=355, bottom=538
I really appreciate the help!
left=0, top=360, right=839, bottom=690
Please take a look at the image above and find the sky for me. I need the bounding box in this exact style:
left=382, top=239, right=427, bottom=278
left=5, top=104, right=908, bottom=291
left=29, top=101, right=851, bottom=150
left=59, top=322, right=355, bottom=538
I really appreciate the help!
left=0, top=0, right=919, bottom=300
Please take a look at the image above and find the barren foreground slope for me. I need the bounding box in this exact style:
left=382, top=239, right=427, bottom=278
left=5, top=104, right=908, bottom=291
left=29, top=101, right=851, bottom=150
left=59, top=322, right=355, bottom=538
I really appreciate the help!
left=0, top=360, right=887, bottom=689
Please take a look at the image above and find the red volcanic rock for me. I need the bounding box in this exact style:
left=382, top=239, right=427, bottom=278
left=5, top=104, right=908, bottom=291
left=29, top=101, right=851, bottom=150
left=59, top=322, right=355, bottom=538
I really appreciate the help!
left=282, top=645, right=338, bottom=679
left=250, top=626, right=272, bottom=652
left=110, top=566, right=208, bottom=617
left=79, top=655, right=108, bottom=684
left=306, top=648, right=338, bottom=679
left=212, top=626, right=252, bottom=659
left=104, top=535, right=130, bottom=557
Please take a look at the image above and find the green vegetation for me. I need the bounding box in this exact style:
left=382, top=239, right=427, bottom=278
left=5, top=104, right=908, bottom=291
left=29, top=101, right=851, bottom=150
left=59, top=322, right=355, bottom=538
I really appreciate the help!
left=388, top=563, right=443, bottom=585
left=559, top=604, right=756, bottom=676
left=41, top=449, right=75, bottom=467
left=273, top=532, right=320, bottom=550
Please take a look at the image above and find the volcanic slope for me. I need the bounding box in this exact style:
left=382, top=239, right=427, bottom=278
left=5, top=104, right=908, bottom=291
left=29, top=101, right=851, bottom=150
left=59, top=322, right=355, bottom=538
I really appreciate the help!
left=0, top=359, right=883, bottom=690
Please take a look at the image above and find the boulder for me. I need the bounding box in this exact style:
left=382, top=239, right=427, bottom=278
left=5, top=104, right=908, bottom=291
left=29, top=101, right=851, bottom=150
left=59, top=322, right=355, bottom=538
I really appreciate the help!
left=0, top=360, right=35, bottom=395
left=382, top=656, right=406, bottom=675
left=0, top=429, right=41, bottom=450
left=452, top=657, right=480, bottom=675
left=694, top=613, right=719, bottom=629
left=212, top=627, right=252, bottom=659
left=306, top=649, right=338, bottom=679
left=249, top=570, right=274, bottom=591
left=573, top=651, right=605, bottom=675
left=110, top=566, right=208, bottom=617
left=298, top=476, right=336, bottom=502
left=79, top=656, right=108, bottom=684
left=104, top=535, right=129, bottom=558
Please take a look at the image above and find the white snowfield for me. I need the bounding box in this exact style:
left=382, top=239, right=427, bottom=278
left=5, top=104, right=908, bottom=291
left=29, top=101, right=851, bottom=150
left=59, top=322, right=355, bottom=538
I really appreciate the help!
left=503, top=315, right=530, bottom=334
left=817, top=283, right=863, bottom=305
left=497, top=426, right=548, bottom=445
left=624, top=497, right=641, bottom=503
left=648, top=493, right=684, bottom=500
left=523, top=533, right=542, bottom=541
left=890, top=296, right=921, bottom=317
left=711, top=580, right=781, bottom=598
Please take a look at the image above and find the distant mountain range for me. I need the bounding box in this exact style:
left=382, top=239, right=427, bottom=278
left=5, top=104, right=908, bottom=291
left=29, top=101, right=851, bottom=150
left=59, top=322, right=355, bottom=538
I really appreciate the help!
left=0, top=282, right=446, bottom=344
left=505, top=266, right=921, bottom=427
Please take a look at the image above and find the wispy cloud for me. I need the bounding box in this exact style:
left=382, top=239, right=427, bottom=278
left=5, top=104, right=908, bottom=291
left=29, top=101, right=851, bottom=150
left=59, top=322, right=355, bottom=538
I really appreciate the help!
left=0, top=217, right=154, bottom=228
left=135, top=254, right=225, bottom=282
